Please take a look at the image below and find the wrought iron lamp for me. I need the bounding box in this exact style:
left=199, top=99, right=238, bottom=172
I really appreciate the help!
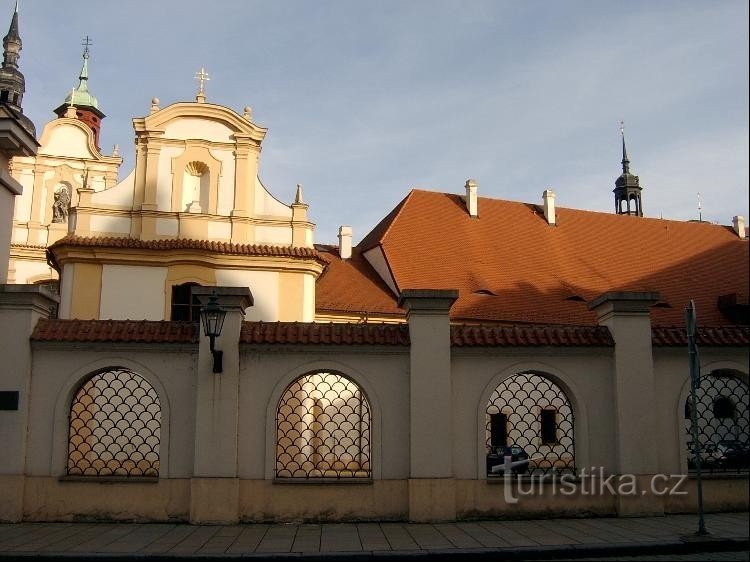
left=200, top=292, right=226, bottom=373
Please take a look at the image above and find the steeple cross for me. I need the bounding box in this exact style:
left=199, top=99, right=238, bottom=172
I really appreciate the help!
left=82, top=35, right=92, bottom=57
left=195, top=67, right=210, bottom=95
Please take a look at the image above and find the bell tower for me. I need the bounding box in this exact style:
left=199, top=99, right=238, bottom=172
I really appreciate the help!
left=0, top=0, right=34, bottom=135
left=53, top=37, right=106, bottom=149
left=613, top=122, right=643, bottom=217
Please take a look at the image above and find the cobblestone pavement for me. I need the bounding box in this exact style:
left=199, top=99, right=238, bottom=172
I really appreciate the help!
left=0, top=512, right=747, bottom=560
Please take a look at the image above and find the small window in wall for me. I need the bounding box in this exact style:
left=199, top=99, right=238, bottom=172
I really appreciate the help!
left=540, top=409, right=558, bottom=444
left=490, top=413, right=508, bottom=449
left=713, top=396, right=736, bottom=419
left=170, top=283, right=202, bottom=322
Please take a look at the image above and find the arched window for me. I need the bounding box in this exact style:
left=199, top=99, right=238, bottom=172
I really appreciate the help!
left=276, top=372, right=371, bottom=479
left=67, top=368, right=161, bottom=477
left=170, top=282, right=202, bottom=321
left=486, top=372, right=575, bottom=476
left=685, top=373, right=749, bottom=473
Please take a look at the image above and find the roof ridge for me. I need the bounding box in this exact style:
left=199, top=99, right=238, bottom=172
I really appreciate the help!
left=357, top=190, right=415, bottom=252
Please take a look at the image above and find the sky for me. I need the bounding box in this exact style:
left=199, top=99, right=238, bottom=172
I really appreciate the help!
left=14, top=0, right=749, bottom=244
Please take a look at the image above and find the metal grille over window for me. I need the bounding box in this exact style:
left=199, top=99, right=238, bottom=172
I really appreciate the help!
left=276, top=372, right=371, bottom=479
left=486, top=373, right=575, bottom=476
left=67, top=368, right=161, bottom=477
left=685, top=374, right=749, bottom=473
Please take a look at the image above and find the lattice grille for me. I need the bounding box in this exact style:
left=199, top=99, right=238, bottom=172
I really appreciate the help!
left=486, top=372, right=575, bottom=476
left=67, top=368, right=161, bottom=477
left=276, top=373, right=371, bottom=479
left=685, top=374, right=749, bottom=473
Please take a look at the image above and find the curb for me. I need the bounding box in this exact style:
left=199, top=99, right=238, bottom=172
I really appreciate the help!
left=0, top=537, right=747, bottom=561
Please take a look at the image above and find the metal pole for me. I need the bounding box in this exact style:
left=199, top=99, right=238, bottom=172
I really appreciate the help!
left=686, top=300, right=708, bottom=536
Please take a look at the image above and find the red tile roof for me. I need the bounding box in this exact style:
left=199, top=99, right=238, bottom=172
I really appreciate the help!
left=315, top=246, right=404, bottom=318
left=240, top=322, right=410, bottom=345
left=49, top=235, right=325, bottom=262
left=29, top=319, right=747, bottom=348
left=451, top=325, right=614, bottom=347
left=31, top=319, right=197, bottom=343
left=319, top=190, right=748, bottom=327
left=652, top=326, right=750, bottom=347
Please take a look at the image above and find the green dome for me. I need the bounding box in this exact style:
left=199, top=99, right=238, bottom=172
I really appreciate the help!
left=62, top=49, right=98, bottom=109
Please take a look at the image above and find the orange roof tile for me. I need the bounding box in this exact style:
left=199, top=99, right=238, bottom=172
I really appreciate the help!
left=652, top=326, right=749, bottom=346
left=31, top=318, right=197, bottom=343
left=317, top=189, right=748, bottom=327
left=240, top=321, right=409, bottom=345
left=315, top=246, right=404, bottom=318
left=49, top=235, right=325, bottom=263
left=451, top=325, right=614, bottom=346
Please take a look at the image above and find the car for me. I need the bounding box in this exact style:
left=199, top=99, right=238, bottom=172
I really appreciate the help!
left=486, top=445, right=530, bottom=475
left=717, top=440, right=750, bottom=469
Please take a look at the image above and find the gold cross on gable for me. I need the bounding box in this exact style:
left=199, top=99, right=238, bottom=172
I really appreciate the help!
left=195, top=67, right=210, bottom=95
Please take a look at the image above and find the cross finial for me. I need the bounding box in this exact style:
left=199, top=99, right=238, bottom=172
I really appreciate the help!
left=195, top=67, right=210, bottom=102
left=620, top=120, right=630, bottom=174
left=82, top=35, right=92, bottom=58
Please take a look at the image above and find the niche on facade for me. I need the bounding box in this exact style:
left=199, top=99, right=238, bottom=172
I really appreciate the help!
left=171, top=146, right=222, bottom=215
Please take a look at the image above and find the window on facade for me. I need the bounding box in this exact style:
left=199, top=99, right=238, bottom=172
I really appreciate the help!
left=685, top=373, right=749, bottom=473
left=489, top=413, right=508, bottom=449
left=67, top=368, right=161, bottom=477
left=486, top=372, right=575, bottom=476
left=276, top=372, right=371, bottom=479
left=713, top=396, right=736, bottom=419
left=170, top=283, right=202, bottom=322
left=540, top=409, right=558, bottom=444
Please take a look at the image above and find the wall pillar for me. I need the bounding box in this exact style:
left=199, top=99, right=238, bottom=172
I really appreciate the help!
left=190, top=286, right=253, bottom=523
left=588, top=291, right=663, bottom=516
left=0, top=285, right=58, bottom=521
left=398, top=289, right=458, bottom=521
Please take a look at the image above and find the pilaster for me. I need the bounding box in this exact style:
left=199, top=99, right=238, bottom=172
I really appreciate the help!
left=588, top=291, right=663, bottom=516
left=190, top=286, right=253, bottom=523
left=398, top=288, right=458, bottom=521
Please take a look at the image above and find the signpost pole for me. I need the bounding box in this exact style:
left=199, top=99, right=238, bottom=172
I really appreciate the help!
left=686, top=299, right=708, bottom=536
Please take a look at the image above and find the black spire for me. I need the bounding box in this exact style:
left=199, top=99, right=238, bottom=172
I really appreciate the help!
left=613, top=122, right=643, bottom=217
left=0, top=0, right=34, bottom=135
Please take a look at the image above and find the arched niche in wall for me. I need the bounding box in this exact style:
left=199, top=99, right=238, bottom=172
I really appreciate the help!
left=170, top=145, right=222, bottom=214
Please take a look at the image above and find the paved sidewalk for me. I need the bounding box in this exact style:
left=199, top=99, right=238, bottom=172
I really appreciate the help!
left=0, top=512, right=747, bottom=560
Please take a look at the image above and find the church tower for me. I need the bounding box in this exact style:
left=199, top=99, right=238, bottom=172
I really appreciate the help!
left=613, top=123, right=643, bottom=216
left=0, top=0, right=34, bottom=135
left=53, top=39, right=105, bottom=149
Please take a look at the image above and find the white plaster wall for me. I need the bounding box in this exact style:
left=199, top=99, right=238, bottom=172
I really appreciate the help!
left=25, top=347, right=197, bottom=479
left=363, top=247, right=398, bottom=296
left=303, top=273, right=315, bottom=322
left=58, top=264, right=74, bottom=319
left=254, top=178, right=291, bottom=217
left=157, top=147, right=183, bottom=212
left=90, top=215, right=131, bottom=235
left=156, top=217, right=179, bottom=237
left=207, top=221, right=231, bottom=240
left=238, top=349, right=410, bottom=480
left=254, top=225, right=292, bottom=246
left=92, top=169, right=135, bottom=207
left=12, top=227, right=27, bottom=244
left=39, top=124, right=94, bottom=159
left=13, top=171, right=33, bottom=222
left=214, top=269, right=278, bottom=321
left=163, top=118, right=234, bottom=143
left=210, top=148, right=235, bottom=216
left=11, top=260, right=56, bottom=285
left=100, top=265, right=167, bottom=320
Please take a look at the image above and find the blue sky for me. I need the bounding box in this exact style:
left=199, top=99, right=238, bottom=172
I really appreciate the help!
left=14, top=0, right=749, bottom=244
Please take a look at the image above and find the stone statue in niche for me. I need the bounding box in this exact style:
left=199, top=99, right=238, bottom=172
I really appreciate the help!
left=51, top=185, right=71, bottom=224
